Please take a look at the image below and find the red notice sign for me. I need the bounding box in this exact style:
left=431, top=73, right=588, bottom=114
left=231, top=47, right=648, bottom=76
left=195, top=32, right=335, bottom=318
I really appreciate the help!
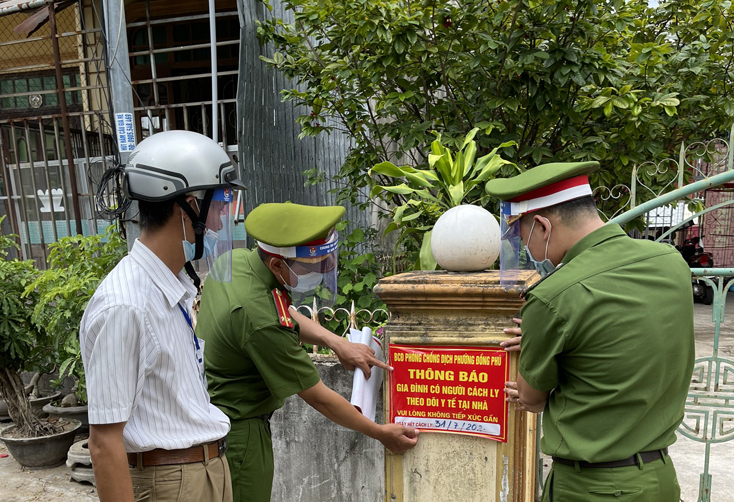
left=388, top=344, right=509, bottom=442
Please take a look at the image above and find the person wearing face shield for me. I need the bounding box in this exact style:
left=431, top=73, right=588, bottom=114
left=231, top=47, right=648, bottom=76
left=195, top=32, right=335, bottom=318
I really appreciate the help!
left=195, top=202, right=419, bottom=502
left=80, top=131, right=244, bottom=502
left=486, top=161, right=694, bottom=502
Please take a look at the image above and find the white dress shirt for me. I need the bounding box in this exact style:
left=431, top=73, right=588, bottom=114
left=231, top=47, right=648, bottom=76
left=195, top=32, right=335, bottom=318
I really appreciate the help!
left=80, top=239, right=230, bottom=452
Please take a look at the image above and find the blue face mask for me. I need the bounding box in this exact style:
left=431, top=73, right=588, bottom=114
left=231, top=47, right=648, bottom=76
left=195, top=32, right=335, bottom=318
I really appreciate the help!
left=202, top=229, right=219, bottom=258
left=182, top=213, right=219, bottom=263
left=182, top=239, right=196, bottom=263
left=525, top=218, right=556, bottom=278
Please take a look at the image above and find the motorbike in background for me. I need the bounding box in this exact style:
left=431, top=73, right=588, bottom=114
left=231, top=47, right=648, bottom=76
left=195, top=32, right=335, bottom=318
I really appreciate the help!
left=678, top=237, right=715, bottom=305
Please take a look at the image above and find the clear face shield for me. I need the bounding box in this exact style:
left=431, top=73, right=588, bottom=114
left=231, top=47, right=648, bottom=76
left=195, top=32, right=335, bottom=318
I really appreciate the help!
left=202, top=188, right=235, bottom=283
left=285, top=231, right=339, bottom=309
left=500, top=201, right=532, bottom=286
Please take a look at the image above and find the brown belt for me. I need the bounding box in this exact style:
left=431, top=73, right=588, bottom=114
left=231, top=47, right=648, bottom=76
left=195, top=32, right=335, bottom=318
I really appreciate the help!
left=127, top=438, right=227, bottom=468
left=552, top=448, right=668, bottom=469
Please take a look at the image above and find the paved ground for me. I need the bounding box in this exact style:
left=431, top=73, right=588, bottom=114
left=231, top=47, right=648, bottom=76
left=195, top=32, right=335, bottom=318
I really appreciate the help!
left=0, top=457, right=98, bottom=502
left=1, top=295, right=733, bottom=501
left=670, top=291, right=734, bottom=502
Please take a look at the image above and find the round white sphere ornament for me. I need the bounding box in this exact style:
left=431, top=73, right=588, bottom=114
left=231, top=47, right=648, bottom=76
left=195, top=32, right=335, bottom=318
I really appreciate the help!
left=431, top=205, right=501, bottom=272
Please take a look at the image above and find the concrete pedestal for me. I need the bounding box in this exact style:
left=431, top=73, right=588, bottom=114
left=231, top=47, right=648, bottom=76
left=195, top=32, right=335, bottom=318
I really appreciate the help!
left=375, top=270, right=538, bottom=502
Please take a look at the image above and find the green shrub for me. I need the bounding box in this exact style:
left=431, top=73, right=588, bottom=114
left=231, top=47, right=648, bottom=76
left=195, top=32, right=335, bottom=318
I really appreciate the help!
left=0, top=217, right=52, bottom=436
left=27, top=226, right=126, bottom=404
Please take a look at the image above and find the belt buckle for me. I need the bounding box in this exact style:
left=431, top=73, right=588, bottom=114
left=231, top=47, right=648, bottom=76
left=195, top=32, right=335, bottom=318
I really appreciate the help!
left=218, top=438, right=228, bottom=456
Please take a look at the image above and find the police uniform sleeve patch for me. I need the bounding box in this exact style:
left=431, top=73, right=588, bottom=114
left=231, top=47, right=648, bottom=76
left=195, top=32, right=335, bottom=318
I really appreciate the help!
left=272, top=288, right=294, bottom=328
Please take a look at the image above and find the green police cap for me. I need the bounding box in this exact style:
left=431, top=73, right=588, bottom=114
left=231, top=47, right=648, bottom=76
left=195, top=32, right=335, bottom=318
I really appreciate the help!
left=485, top=161, right=600, bottom=214
left=245, top=202, right=345, bottom=248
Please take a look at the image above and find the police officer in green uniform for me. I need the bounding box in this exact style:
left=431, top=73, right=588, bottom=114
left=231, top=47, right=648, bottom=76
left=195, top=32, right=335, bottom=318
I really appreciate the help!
left=196, top=203, right=419, bottom=502
left=487, top=162, right=694, bottom=501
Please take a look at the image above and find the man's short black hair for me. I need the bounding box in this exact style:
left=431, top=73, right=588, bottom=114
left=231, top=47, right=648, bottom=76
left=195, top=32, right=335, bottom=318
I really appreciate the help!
left=138, top=199, right=178, bottom=231
left=523, top=196, right=598, bottom=226
left=257, top=246, right=278, bottom=265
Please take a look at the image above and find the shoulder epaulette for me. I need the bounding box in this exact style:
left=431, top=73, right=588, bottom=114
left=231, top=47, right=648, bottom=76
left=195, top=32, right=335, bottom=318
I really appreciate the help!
left=272, top=288, right=294, bottom=328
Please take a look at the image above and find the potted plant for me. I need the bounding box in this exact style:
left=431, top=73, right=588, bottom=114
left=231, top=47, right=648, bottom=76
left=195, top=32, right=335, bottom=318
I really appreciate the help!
left=43, top=336, right=89, bottom=432
left=0, top=372, right=61, bottom=421
left=0, top=218, right=81, bottom=468
left=31, top=225, right=126, bottom=433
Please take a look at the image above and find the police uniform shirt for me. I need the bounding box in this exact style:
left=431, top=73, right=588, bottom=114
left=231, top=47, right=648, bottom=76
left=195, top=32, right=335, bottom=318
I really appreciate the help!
left=519, top=224, right=695, bottom=463
left=196, top=248, right=321, bottom=420
left=80, top=240, right=231, bottom=452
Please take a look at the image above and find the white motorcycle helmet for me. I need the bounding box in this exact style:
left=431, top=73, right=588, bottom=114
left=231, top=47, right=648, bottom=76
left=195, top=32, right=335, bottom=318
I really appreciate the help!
left=124, top=130, right=245, bottom=285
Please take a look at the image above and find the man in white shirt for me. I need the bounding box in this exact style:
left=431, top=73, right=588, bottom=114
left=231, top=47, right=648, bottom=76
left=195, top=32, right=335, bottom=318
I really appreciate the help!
left=81, top=131, right=244, bottom=502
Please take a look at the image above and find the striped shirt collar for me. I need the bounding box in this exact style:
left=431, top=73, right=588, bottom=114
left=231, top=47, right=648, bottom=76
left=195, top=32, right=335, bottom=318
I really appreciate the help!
left=129, top=239, right=197, bottom=308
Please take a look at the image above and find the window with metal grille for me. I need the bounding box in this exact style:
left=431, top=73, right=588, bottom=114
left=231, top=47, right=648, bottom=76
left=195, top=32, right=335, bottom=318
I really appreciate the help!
left=0, top=71, right=82, bottom=117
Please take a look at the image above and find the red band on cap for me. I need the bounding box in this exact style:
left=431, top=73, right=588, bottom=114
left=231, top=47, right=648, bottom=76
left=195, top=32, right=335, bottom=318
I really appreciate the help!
left=302, top=236, right=329, bottom=246
left=509, top=175, right=590, bottom=203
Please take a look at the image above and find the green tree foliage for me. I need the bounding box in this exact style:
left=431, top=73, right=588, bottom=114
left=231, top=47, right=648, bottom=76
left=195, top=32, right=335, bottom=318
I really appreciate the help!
left=0, top=218, right=51, bottom=436
left=27, top=226, right=126, bottom=404
left=258, top=0, right=734, bottom=217
left=0, top=222, right=45, bottom=375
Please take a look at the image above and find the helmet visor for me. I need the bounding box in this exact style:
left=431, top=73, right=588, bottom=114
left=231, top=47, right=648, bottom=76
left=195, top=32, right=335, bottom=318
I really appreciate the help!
left=204, top=188, right=235, bottom=283
left=500, top=201, right=532, bottom=286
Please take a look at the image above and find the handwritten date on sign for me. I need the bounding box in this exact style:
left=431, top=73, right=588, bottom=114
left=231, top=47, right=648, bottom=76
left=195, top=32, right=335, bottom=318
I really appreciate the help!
left=388, top=344, right=509, bottom=442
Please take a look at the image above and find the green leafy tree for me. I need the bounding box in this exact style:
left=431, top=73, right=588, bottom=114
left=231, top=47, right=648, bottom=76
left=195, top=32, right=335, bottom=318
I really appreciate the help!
left=27, top=226, right=126, bottom=404
left=0, top=217, right=54, bottom=437
left=258, top=0, right=734, bottom=224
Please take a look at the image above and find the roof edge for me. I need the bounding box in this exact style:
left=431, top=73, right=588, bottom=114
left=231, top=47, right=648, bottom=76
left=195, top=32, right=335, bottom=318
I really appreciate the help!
left=0, top=0, right=53, bottom=18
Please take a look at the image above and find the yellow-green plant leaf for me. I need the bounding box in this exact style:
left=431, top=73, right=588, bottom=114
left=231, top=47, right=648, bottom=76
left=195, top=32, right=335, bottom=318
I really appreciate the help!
left=412, top=169, right=440, bottom=181
left=383, top=221, right=398, bottom=236
left=432, top=154, right=453, bottom=185
left=430, top=135, right=446, bottom=156
left=413, top=189, right=446, bottom=206
left=603, top=101, right=613, bottom=117
left=382, top=184, right=418, bottom=195
left=475, top=157, right=513, bottom=182
left=471, top=141, right=518, bottom=177
left=497, top=140, right=518, bottom=149
left=394, top=204, right=406, bottom=223
left=448, top=182, right=464, bottom=207
left=419, top=230, right=437, bottom=271
left=451, top=150, right=464, bottom=184
left=612, top=96, right=629, bottom=109
left=462, top=141, right=477, bottom=177
left=591, top=95, right=611, bottom=108
left=370, top=161, right=408, bottom=177
left=470, top=152, right=495, bottom=177
left=401, top=210, right=423, bottom=222
left=404, top=171, right=435, bottom=188
left=370, top=184, right=416, bottom=198
left=657, top=95, right=680, bottom=107
left=460, top=127, right=480, bottom=150
left=370, top=185, right=385, bottom=198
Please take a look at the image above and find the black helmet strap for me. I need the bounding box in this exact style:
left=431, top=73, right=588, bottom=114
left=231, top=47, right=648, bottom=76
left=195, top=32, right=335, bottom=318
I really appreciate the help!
left=176, top=189, right=215, bottom=289
left=184, top=261, right=201, bottom=291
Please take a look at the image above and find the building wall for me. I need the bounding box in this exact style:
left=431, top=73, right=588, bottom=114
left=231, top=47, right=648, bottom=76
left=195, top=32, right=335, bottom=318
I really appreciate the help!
left=0, top=7, right=78, bottom=74
left=236, top=0, right=370, bottom=242
left=271, top=356, right=385, bottom=502
left=703, top=189, right=734, bottom=267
